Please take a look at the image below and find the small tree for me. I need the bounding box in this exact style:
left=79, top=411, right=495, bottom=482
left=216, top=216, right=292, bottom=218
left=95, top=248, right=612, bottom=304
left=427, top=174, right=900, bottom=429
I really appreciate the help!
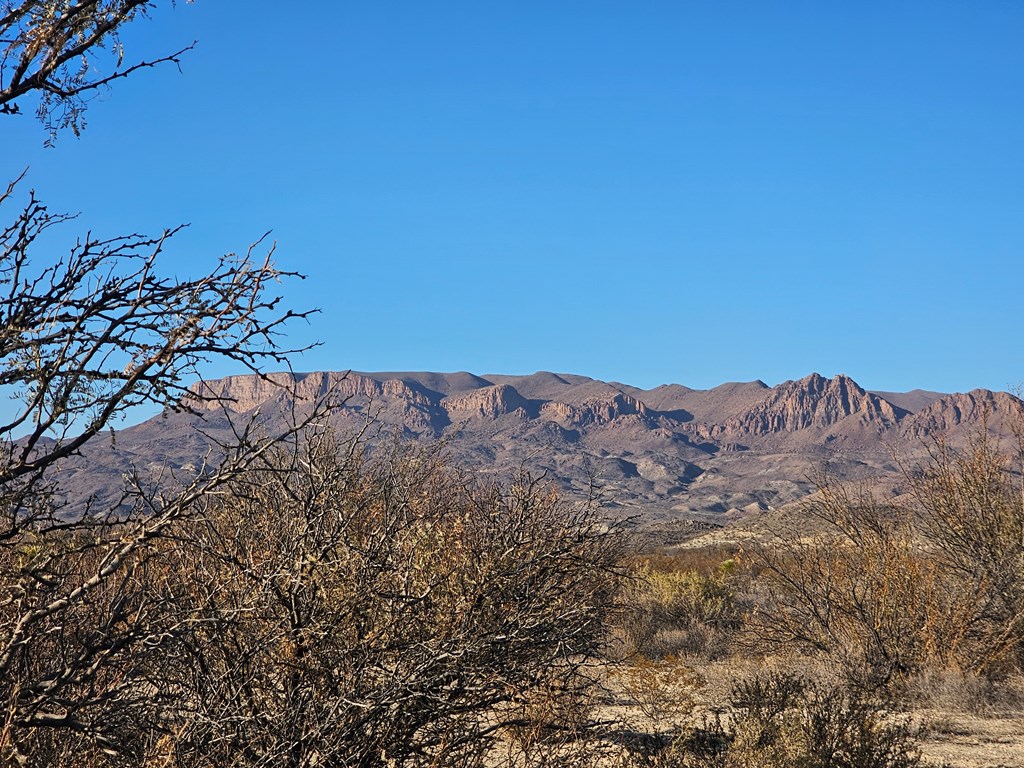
left=745, top=482, right=955, bottom=691
left=0, top=3, right=328, bottom=763
left=908, top=428, right=1024, bottom=675
left=745, top=423, right=1024, bottom=691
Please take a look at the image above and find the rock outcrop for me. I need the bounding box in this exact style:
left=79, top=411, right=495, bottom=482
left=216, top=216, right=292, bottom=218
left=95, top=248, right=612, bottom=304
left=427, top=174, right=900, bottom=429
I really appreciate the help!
left=443, top=384, right=530, bottom=419
left=721, top=373, right=906, bottom=435
left=540, top=393, right=652, bottom=429
left=903, top=389, right=1024, bottom=438
left=189, top=371, right=435, bottom=412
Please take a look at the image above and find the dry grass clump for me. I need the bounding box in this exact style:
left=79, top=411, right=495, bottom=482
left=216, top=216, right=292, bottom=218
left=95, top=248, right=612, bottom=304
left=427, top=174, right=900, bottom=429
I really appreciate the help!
left=906, top=666, right=1024, bottom=716
left=616, top=656, right=704, bottom=735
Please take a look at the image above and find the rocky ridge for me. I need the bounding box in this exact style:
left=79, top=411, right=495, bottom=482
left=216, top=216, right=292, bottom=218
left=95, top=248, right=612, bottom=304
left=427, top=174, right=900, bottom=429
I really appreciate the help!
left=902, top=389, right=1023, bottom=438
left=721, top=373, right=907, bottom=435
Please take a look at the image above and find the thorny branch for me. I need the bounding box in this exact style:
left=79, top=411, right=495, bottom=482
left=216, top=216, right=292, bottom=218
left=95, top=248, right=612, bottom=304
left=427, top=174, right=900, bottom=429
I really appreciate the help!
left=1, top=1, right=194, bottom=142
left=0, top=176, right=323, bottom=763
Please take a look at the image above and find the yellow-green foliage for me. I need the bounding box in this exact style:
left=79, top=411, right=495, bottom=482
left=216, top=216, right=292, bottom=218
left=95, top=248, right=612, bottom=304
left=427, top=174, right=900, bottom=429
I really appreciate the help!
left=621, top=549, right=745, bottom=659
left=641, top=562, right=737, bottom=628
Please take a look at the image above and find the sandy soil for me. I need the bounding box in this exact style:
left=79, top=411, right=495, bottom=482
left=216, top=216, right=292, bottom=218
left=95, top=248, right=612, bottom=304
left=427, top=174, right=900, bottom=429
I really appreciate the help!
left=918, top=710, right=1024, bottom=768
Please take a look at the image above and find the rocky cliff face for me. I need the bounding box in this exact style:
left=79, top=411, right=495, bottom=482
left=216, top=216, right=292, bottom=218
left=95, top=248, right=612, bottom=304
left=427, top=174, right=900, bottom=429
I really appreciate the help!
left=540, top=393, right=653, bottom=429
left=720, top=373, right=907, bottom=436
left=189, top=372, right=303, bottom=411
left=190, top=371, right=435, bottom=411
left=903, top=389, right=1024, bottom=438
left=443, top=384, right=531, bottom=419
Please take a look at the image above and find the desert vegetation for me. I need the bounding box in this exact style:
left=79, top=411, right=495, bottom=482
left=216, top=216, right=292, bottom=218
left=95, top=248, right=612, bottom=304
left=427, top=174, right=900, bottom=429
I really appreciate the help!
left=10, top=402, right=1024, bottom=766
left=747, top=430, right=1024, bottom=690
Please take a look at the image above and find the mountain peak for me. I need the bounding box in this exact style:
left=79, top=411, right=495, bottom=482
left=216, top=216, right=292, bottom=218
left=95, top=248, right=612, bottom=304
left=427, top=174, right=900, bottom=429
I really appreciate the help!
left=80, top=367, right=1019, bottom=528
left=796, top=371, right=859, bottom=389
left=724, top=372, right=904, bottom=435
left=904, top=389, right=1024, bottom=437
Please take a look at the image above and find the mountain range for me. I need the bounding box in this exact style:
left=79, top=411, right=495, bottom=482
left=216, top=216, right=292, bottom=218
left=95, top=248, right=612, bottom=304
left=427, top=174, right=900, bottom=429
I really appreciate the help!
left=63, top=370, right=1024, bottom=534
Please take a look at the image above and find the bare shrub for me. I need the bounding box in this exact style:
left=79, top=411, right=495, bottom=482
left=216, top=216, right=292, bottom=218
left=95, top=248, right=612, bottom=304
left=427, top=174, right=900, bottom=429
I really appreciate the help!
left=907, top=430, right=1024, bottom=676
left=149, top=430, right=625, bottom=768
left=743, top=482, right=957, bottom=691
left=498, top=672, right=602, bottom=768
left=0, top=179, right=314, bottom=765
left=744, top=421, right=1024, bottom=698
left=617, top=671, right=925, bottom=768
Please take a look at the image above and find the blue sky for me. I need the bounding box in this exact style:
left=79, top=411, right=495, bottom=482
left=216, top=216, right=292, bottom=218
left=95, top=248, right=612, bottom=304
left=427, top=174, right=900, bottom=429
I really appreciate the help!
left=6, top=1, right=1023, bottom=393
